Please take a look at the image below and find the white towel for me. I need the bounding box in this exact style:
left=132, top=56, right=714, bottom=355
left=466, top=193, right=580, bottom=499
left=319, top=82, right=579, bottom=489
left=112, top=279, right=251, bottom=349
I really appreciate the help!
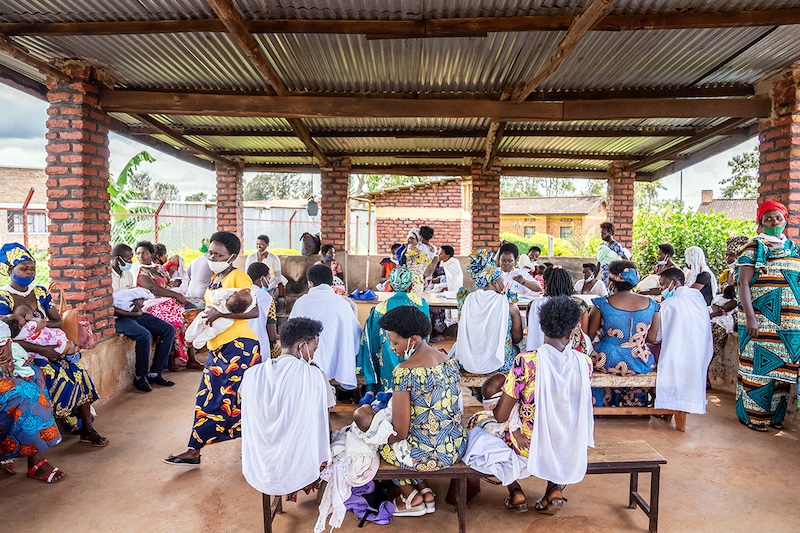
left=525, top=297, right=548, bottom=352
left=528, top=343, right=594, bottom=485
left=454, top=290, right=509, bottom=374
left=463, top=427, right=529, bottom=486
left=112, top=287, right=154, bottom=311
left=655, top=286, right=713, bottom=414
left=185, top=287, right=256, bottom=349
left=290, top=285, right=362, bottom=389
left=240, top=355, right=333, bottom=496
left=441, top=257, right=464, bottom=293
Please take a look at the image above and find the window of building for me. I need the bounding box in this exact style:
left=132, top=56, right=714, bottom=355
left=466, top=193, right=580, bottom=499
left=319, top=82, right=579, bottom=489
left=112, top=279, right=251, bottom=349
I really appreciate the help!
left=523, top=226, right=536, bottom=237
left=7, top=211, right=47, bottom=234
left=560, top=226, right=573, bottom=240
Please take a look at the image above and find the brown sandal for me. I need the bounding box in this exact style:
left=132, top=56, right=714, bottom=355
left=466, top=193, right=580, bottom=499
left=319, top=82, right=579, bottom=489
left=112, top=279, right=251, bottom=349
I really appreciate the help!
left=535, top=484, right=567, bottom=515
left=80, top=429, right=110, bottom=447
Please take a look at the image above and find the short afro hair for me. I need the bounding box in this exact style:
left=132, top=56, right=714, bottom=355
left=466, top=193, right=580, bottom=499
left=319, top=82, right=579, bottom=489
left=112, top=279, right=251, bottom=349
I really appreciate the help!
left=582, top=263, right=597, bottom=273
left=600, top=222, right=615, bottom=234
left=257, top=234, right=270, bottom=244
left=419, top=226, right=434, bottom=240
left=155, top=243, right=167, bottom=257
left=499, top=242, right=519, bottom=259
left=279, top=317, right=323, bottom=348
left=440, top=245, right=455, bottom=258
left=658, top=243, right=675, bottom=257
left=659, top=267, right=685, bottom=285
left=135, top=240, right=156, bottom=255
left=209, top=231, right=241, bottom=255
left=307, top=263, right=334, bottom=286
left=539, top=295, right=582, bottom=340
left=528, top=246, right=541, bottom=254
left=378, top=305, right=432, bottom=339
left=320, top=244, right=335, bottom=255
left=390, top=243, right=402, bottom=252
left=247, top=262, right=270, bottom=283
left=0, top=315, right=21, bottom=340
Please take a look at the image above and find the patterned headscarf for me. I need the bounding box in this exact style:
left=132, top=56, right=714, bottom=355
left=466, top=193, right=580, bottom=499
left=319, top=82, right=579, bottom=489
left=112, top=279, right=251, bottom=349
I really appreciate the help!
left=467, top=249, right=502, bottom=289
left=725, top=236, right=749, bottom=256
left=609, top=266, right=640, bottom=287
left=0, top=242, right=35, bottom=276
left=388, top=266, right=414, bottom=292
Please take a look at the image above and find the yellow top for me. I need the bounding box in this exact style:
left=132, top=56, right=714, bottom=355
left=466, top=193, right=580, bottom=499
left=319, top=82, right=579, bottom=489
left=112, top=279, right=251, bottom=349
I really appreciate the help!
left=205, top=269, right=258, bottom=351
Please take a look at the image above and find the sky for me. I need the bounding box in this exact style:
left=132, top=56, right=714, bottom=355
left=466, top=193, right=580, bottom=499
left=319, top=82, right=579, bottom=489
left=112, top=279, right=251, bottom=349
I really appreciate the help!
left=0, top=84, right=755, bottom=209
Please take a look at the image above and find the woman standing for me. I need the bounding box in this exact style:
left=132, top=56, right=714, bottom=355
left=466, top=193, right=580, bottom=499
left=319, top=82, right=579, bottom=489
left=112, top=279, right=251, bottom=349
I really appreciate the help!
left=587, top=261, right=660, bottom=407
left=403, top=227, right=438, bottom=294
left=378, top=306, right=466, bottom=516
left=684, top=246, right=717, bottom=305
left=736, top=201, right=800, bottom=432
left=0, top=243, right=107, bottom=446
left=134, top=241, right=188, bottom=370
left=0, top=319, right=66, bottom=483
left=164, top=231, right=260, bottom=466
left=357, top=267, right=430, bottom=393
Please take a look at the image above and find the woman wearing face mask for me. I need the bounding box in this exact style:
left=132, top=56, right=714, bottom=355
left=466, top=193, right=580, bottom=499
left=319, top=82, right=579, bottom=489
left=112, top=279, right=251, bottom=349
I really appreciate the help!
left=653, top=244, right=677, bottom=275
left=164, top=231, right=260, bottom=466
left=0, top=243, right=107, bottom=445
left=735, top=201, right=800, bottom=432
left=377, top=305, right=466, bottom=516
left=315, top=244, right=346, bottom=295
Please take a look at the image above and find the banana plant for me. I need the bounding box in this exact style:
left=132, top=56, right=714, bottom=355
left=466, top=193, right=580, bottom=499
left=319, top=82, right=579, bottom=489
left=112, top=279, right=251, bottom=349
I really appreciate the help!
left=108, top=151, right=159, bottom=244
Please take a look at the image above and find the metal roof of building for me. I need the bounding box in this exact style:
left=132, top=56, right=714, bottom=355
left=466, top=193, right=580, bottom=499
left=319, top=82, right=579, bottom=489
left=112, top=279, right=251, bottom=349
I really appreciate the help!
left=501, top=195, right=606, bottom=215
left=0, top=1, right=796, bottom=177
left=696, top=198, right=758, bottom=220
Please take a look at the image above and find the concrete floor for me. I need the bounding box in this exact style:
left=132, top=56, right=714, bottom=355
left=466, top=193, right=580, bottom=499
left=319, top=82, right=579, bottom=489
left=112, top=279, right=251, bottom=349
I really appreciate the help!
left=2, top=372, right=799, bottom=533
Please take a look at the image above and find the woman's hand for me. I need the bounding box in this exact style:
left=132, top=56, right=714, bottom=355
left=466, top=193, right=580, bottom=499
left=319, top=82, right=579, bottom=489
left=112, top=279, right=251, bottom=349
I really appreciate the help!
left=511, top=428, right=529, bottom=450
left=205, top=307, right=223, bottom=326
left=0, top=343, right=14, bottom=377
left=172, top=292, right=187, bottom=306
left=745, top=314, right=759, bottom=338
left=35, top=345, right=61, bottom=362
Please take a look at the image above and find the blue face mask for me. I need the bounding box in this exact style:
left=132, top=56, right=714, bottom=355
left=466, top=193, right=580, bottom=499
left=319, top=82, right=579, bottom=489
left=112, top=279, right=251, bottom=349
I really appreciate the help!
left=661, top=288, right=675, bottom=299
left=11, top=273, right=34, bottom=287
left=119, top=261, right=133, bottom=272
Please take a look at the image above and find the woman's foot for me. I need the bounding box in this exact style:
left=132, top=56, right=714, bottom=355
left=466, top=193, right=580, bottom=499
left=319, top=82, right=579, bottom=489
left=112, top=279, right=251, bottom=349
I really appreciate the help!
left=504, top=484, right=527, bottom=512
left=740, top=419, right=769, bottom=432
left=26, top=458, right=66, bottom=483
left=419, top=486, right=436, bottom=513
left=163, top=448, right=201, bottom=467
left=394, top=488, right=426, bottom=516
left=185, top=357, right=205, bottom=371
left=770, top=422, right=784, bottom=430
left=534, top=484, right=566, bottom=515
left=79, top=429, right=109, bottom=447
left=1, top=459, right=16, bottom=475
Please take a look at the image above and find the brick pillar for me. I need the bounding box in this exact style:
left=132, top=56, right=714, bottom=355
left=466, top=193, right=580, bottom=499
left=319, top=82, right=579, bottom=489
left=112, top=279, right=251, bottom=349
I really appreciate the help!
left=470, top=159, right=501, bottom=252
left=756, top=65, right=800, bottom=239
left=606, top=163, right=636, bottom=250
left=215, top=162, right=244, bottom=238
left=44, top=63, right=114, bottom=340
left=321, top=157, right=351, bottom=252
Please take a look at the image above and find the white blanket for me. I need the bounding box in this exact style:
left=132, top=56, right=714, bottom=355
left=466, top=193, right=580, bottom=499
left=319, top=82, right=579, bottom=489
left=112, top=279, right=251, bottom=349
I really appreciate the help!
left=290, top=284, right=362, bottom=389
left=441, top=257, right=464, bottom=292
left=454, top=290, right=509, bottom=374
left=112, top=287, right=154, bottom=311
left=529, top=343, right=594, bottom=485
left=463, top=427, right=529, bottom=486
left=655, top=286, right=713, bottom=414
left=249, top=286, right=275, bottom=357
left=185, top=287, right=256, bottom=349
left=525, top=297, right=548, bottom=352
left=240, top=355, right=333, bottom=496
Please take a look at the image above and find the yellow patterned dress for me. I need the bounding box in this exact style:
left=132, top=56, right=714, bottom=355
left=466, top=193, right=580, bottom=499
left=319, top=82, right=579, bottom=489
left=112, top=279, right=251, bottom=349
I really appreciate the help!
left=379, top=359, right=466, bottom=484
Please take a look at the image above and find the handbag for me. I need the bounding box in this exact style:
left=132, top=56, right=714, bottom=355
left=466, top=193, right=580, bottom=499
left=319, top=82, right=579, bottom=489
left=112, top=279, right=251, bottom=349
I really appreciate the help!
left=49, top=281, right=96, bottom=350
left=349, top=289, right=377, bottom=301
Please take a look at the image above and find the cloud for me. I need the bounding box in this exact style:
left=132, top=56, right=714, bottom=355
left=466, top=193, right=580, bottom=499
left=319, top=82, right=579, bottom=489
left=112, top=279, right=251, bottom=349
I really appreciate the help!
left=0, top=86, right=47, bottom=139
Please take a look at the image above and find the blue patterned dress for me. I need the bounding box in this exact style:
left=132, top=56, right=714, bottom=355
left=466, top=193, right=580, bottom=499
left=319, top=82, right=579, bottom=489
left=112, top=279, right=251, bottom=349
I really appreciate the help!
left=591, top=296, right=659, bottom=407
left=379, top=359, right=466, bottom=485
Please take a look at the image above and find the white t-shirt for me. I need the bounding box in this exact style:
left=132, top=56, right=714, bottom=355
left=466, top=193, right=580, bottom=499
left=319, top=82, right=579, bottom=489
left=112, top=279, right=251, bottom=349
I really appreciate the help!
left=574, top=278, right=608, bottom=297
left=111, top=267, right=135, bottom=292
left=245, top=251, right=284, bottom=290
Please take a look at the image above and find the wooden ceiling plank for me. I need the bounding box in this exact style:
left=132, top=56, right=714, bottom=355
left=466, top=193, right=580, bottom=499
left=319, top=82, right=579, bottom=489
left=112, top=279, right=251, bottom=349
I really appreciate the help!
left=625, top=117, right=751, bottom=172
left=206, top=0, right=329, bottom=167
left=0, top=33, right=69, bottom=82
left=512, top=0, right=618, bottom=103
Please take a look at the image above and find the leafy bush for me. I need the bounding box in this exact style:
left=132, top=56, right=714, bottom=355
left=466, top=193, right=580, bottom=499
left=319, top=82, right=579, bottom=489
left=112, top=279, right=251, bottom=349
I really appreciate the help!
left=632, top=207, right=756, bottom=274
left=500, top=232, right=579, bottom=257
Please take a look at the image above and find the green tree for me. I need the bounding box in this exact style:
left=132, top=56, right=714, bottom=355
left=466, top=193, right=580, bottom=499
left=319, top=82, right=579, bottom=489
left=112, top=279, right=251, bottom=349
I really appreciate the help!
left=582, top=179, right=606, bottom=196
left=185, top=192, right=208, bottom=202
left=351, top=174, right=427, bottom=195
left=152, top=181, right=180, bottom=201
left=634, top=181, right=666, bottom=214
left=128, top=171, right=152, bottom=199
left=244, top=172, right=312, bottom=200
left=501, top=176, right=540, bottom=198
left=108, top=151, right=158, bottom=244
left=720, top=146, right=759, bottom=199
left=632, top=206, right=756, bottom=274
left=537, top=178, right=575, bottom=197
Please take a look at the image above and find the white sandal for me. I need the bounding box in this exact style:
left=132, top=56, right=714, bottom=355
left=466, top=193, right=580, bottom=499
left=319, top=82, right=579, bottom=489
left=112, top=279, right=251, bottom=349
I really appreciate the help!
left=419, top=487, right=436, bottom=513
left=393, top=489, right=427, bottom=517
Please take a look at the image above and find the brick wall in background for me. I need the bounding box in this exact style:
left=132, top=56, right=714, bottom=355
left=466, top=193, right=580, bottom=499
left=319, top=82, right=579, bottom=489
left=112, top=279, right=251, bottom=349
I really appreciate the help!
left=373, top=180, right=463, bottom=209
left=471, top=159, right=501, bottom=251
left=376, top=219, right=463, bottom=255
left=606, top=163, right=635, bottom=250
left=321, top=157, right=351, bottom=251
left=215, top=163, right=244, bottom=237
left=44, top=63, right=114, bottom=340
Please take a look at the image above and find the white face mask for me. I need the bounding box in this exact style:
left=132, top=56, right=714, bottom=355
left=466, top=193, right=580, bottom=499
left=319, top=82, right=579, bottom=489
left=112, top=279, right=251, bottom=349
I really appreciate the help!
left=207, top=257, right=231, bottom=274
left=657, top=259, right=668, bottom=266
left=300, top=342, right=313, bottom=364
left=403, top=338, right=416, bottom=360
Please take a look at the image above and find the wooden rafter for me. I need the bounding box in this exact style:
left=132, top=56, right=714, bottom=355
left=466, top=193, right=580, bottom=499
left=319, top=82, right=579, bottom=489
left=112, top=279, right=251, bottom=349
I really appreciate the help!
left=206, top=0, right=330, bottom=168
left=220, top=149, right=644, bottom=161
left=625, top=117, right=751, bottom=172
left=242, top=164, right=631, bottom=179
left=513, top=0, right=618, bottom=103
left=483, top=89, right=511, bottom=170
left=131, top=114, right=235, bottom=167
left=2, top=9, right=798, bottom=36
left=100, top=91, right=771, bottom=120
left=0, top=33, right=69, bottom=82
left=108, top=117, right=216, bottom=171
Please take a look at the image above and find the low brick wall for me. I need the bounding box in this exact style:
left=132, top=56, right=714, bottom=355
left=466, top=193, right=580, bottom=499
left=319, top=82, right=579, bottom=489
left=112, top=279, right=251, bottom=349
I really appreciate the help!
left=79, top=335, right=136, bottom=405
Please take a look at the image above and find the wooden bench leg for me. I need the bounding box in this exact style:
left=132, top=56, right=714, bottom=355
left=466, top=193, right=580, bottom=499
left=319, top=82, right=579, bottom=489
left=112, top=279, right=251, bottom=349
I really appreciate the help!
left=629, top=471, right=639, bottom=509
left=456, top=477, right=467, bottom=533
left=649, top=467, right=661, bottom=533
left=674, top=412, right=687, bottom=432
left=262, top=494, right=283, bottom=533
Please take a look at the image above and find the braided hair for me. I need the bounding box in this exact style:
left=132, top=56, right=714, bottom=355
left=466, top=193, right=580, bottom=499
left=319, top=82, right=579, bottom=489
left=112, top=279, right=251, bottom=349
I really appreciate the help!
left=543, top=267, right=574, bottom=297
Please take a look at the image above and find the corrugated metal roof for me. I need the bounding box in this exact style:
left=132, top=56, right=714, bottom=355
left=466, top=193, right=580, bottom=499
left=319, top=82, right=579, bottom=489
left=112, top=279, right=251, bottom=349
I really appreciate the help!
left=0, top=1, right=216, bottom=22
left=697, top=198, right=758, bottom=220
left=501, top=195, right=605, bottom=215
left=316, top=136, right=485, bottom=153
left=499, top=135, right=674, bottom=155
left=499, top=157, right=607, bottom=170
left=151, top=114, right=293, bottom=131
left=188, top=135, right=309, bottom=152
left=304, top=117, right=491, bottom=132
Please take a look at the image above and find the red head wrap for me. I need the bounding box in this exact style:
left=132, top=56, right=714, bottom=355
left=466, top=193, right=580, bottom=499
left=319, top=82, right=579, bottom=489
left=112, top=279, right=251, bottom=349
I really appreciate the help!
left=756, top=201, right=788, bottom=222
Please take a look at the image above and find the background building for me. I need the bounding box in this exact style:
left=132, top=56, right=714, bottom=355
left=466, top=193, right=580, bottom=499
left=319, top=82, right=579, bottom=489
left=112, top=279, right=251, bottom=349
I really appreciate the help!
left=500, top=195, right=607, bottom=242
left=0, top=167, right=48, bottom=251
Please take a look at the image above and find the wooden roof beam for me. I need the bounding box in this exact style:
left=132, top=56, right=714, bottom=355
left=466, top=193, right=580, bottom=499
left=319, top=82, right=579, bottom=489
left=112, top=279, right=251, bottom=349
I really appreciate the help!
left=222, top=149, right=643, bottom=160
left=206, top=0, right=330, bottom=168
left=130, top=113, right=235, bottom=167
left=625, top=117, right=751, bottom=172
left=2, top=9, right=799, bottom=36
left=0, top=33, right=69, bottom=82
left=100, top=91, right=772, bottom=120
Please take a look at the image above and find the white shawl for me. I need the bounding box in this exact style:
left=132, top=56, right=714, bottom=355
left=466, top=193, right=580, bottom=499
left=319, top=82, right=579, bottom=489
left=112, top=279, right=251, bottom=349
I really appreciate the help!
left=655, top=286, right=713, bottom=414
left=290, top=284, right=362, bottom=389
left=441, top=257, right=464, bottom=292
left=240, top=355, right=332, bottom=496
left=454, top=290, right=509, bottom=374
left=528, top=343, right=594, bottom=485
left=525, top=297, right=548, bottom=352
left=249, top=286, right=275, bottom=358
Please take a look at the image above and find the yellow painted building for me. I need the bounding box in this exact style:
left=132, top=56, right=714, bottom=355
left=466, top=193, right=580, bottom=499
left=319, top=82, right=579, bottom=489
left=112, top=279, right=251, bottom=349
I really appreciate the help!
left=500, top=196, right=607, bottom=242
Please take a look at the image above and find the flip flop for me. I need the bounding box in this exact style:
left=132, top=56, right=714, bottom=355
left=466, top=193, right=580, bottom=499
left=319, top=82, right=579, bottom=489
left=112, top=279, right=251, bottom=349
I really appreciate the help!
left=162, top=454, right=201, bottom=467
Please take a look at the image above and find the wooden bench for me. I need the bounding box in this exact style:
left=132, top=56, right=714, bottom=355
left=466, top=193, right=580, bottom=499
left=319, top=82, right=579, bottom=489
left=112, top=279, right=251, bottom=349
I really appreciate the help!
left=262, top=439, right=666, bottom=533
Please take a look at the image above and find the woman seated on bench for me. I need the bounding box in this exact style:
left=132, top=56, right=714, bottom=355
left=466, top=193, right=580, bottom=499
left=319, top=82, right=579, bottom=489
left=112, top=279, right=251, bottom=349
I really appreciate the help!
left=377, top=306, right=466, bottom=517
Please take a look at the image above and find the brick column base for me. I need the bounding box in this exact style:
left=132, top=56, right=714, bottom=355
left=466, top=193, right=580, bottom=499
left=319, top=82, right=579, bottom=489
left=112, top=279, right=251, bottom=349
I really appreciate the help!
left=470, top=159, right=501, bottom=252
left=756, top=65, right=800, bottom=238
left=606, top=163, right=636, bottom=250
left=321, top=158, right=351, bottom=252
left=45, top=63, right=114, bottom=340
left=216, top=163, right=244, bottom=238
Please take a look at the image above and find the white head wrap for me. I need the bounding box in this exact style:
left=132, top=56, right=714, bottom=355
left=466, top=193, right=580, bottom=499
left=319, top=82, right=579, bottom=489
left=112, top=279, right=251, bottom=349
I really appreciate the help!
left=684, top=246, right=717, bottom=295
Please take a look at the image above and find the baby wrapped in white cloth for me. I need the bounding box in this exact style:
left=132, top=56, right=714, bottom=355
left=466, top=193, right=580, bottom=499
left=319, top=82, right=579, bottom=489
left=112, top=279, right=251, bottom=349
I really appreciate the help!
left=185, top=287, right=256, bottom=349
